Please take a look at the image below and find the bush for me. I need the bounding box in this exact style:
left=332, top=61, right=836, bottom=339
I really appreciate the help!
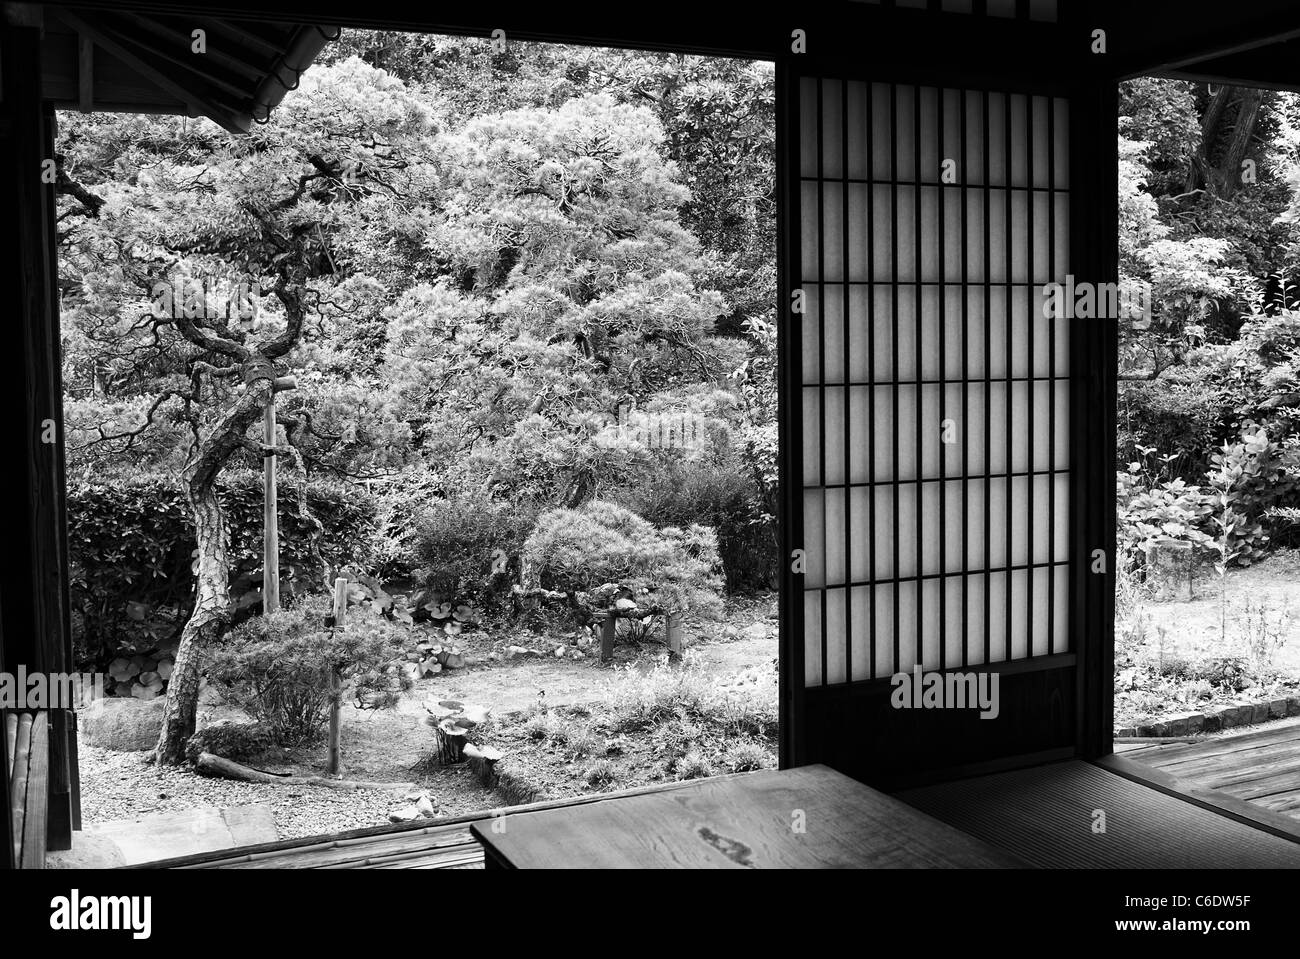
left=611, top=454, right=776, bottom=593
left=208, top=599, right=412, bottom=744
left=67, top=471, right=379, bottom=675
left=522, top=500, right=725, bottom=616
left=409, top=495, right=538, bottom=608
left=1116, top=467, right=1217, bottom=569
left=1118, top=379, right=1234, bottom=478
left=1207, top=428, right=1300, bottom=557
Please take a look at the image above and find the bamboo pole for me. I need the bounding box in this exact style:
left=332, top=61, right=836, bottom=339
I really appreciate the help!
left=327, top=576, right=347, bottom=776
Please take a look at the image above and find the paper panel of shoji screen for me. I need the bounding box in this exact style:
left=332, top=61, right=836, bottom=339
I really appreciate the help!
left=799, top=76, right=1070, bottom=687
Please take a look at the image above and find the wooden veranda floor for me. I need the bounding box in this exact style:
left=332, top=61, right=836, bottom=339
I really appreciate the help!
left=136, top=729, right=1300, bottom=869
left=141, top=778, right=741, bottom=870
left=1114, top=721, right=1300, bottom=819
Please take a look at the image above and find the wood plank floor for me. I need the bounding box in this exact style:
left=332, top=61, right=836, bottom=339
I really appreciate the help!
left=143, top=729, right=1300, bottom=869
left=147, top=775, right=755, bottom=870
left=897, top=759, right=1300, bottom=867
left=1117, top=721, right=1300, bottom=818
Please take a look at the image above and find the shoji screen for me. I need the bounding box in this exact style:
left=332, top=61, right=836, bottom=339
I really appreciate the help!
left=797, top=79, right=1070, bottom=688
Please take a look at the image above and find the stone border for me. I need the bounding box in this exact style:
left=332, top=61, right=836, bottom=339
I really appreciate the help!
left=1116, top=693, right=1300, bottom=738
left=466, top=753, right=544, bottom=806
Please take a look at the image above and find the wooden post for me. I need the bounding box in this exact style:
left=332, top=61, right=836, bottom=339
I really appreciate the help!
left=262, top=376, right=296, bottom=615
left=666, top=612, right=683, bottom=658
left=327, top=576, right=347, bottom=776
left=263, top=392, right=279, bottom=613
left=600, top=616, right=616, bottom=664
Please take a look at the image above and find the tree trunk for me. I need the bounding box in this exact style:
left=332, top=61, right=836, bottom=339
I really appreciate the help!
left=1217, top=88, right=1264, bottom=198
left=1186, top=85, right=1233, bottom=194
left=153, top=481, right=232, bottom=764
left=154, top=363, right=276, bottom=764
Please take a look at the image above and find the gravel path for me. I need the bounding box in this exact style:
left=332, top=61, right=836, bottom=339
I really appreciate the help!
left=78, top=745, right=415, bottom=842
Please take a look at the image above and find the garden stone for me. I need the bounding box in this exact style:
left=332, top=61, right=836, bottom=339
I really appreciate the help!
left=1250, top=702, right=1269, bottom=724
left=1141, top=538, right=1194, bottom=601
left=1164, top=716, right=1188, bottom=736
left=504, top=645, right=542, bottom=660
left=1269, top=698, right=1287, bottom=719
left=415, top=794, right=437, bottom=818
left=1202, top=710, right=1223, bottom=733
left=1185, top=713, right=1204, bottom=734
left=1116, top=726, right=1137, bottom=738
left=1288, top=696, right=1300, bottom=717
left=79, top=696, right=167, bottom=751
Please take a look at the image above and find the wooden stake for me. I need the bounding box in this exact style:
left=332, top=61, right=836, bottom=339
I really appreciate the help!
left=600, top=616, right=616, bottom=663
left=263, top=391, right=279, bottom=614
left=666, top=612, right=683, bottom=658
left=261, top=376, right=295, bottom=615
left=327, top=576, right=347, bottom=776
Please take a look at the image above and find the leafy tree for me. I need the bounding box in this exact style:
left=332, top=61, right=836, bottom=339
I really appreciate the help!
left=58, top=59, right=436, bottom=762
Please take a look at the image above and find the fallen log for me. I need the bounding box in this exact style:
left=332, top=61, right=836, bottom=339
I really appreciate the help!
left=195, top=752, right=414, bottom=791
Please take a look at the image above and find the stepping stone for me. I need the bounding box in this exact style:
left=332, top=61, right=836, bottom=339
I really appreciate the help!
left=77, top=803, right=278, bottom=865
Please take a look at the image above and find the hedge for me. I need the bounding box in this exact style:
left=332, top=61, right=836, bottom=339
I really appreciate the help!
left=67, top=470, right=378, bottom=671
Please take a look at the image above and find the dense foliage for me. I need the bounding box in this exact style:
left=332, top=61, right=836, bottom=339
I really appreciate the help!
left=58, top=33, right=779, bottom=701
left=1118, top=79, right=1300, bottom=576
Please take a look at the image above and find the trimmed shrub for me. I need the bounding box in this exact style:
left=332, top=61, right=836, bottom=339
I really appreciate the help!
left=208, top=599, right=412, bottom=744
left=522, top=500, right=725, bottom=616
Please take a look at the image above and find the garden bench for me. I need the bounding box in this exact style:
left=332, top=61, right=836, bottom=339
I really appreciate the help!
left=6, top=710, right=50, bottom=869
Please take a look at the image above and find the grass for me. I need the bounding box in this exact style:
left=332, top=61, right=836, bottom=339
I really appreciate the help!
left=604, top=653, right=777, bottom=739
left=484, top=653, right=779, bottom=800
left=674, top=750, right=713, bottom=780
left=1114, top=557, right=1300, bottom=727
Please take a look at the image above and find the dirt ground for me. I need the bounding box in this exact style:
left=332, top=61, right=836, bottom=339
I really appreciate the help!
left=79, top=592, right=779, bottom=851
left=1127, top=550, right=1300, bottom=677
left=1116, top=549, right=1300, bottom=727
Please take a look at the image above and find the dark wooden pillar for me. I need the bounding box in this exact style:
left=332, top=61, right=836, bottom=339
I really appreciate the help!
left=1, top=603, right=11, bottom=869
left=775, top=57, right=804, bottom=771
left=1068, top=75, right=1119, bottom=759
left=0, top=4, right=78, bottom=854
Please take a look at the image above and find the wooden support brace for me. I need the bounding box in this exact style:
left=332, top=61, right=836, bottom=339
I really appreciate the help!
left=600, top=617, right=616, bottom=664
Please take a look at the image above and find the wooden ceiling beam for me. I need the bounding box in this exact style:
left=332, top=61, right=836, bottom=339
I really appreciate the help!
left=54, top=8, right=251, bottom=133
left=77, top=31, right=92, bottom=111
left=89, top=13, right=257, bottom=102
left=121, top=12, right=269, bottom=82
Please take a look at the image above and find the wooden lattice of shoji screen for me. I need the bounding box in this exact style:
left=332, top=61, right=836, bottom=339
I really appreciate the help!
left=797, top=79, right=1070, bottom=687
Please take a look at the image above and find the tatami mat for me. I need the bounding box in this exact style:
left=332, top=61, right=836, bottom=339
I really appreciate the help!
left=896, top=760, right=1300, bottom=868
